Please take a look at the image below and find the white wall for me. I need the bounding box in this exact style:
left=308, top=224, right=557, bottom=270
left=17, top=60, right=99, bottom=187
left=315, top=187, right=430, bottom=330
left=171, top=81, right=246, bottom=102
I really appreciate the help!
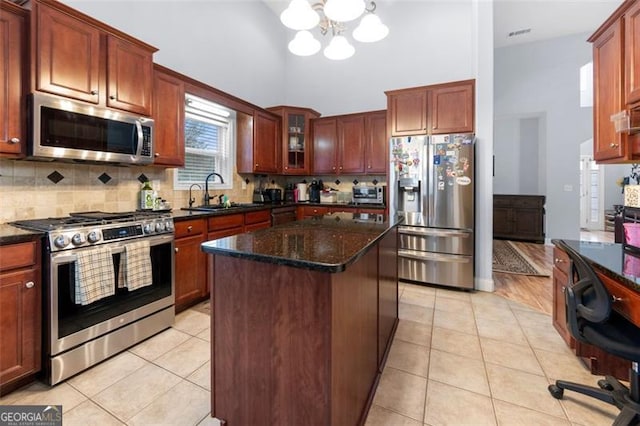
left=494, top=32, right=594, bottom=240
left=282, top=0, right=475, bottom=115
left=64, top=0, right=288, bottom=108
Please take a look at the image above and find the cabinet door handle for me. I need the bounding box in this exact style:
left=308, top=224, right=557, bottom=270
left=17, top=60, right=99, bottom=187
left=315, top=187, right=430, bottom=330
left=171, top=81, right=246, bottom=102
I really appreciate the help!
left=554, top=258, right=565, bottom=263
left=154, top=153, right=160, bottom=157
left=187, top=225, right=193, bottom=232
left=612, top=295, right=623, bottom=302
left=9, top=137, right=20, bottom=144
left=255, top=163, right=259, bottom=167
left=25, top=281, right=35, bottom=289
left=109, top=95, right=116, bottom=100
left=91, top=90, right=98, bottom=95
left=175, top=248, right=179, bottom=253
left=610, top=143, right=619, bottom=148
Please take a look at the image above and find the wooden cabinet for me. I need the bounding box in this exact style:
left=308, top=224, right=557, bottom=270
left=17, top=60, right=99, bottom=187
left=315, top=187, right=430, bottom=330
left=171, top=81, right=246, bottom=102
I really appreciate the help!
left=244, top=210, right=271, bottom=232
left=271, top=206, right=297, bottom=225
left=237, top=109, right=281, bottom=174
left=378, top=227, right=398, bottom=367
left=386, top=79, right=475, bottom=137
left=551, top=247, right=572, bottom=347
left=267, top=106, right=320, bottom=175
left=551, top=244, right=631, bottom=381
left=0, top=1, right=27, bottom=158
left=174, top=219, right=207, bottom=312
left=312, top=117, right=338, bottom=174
left=493, top=195, right=545, bottom=243
left=297, top=205, right=330, bottom=220
left=429, top=81, right=474, bottom=134
left=312, top=111, right=383, bottom=175
left=386, top=89, right=429, bottom=136
left=33, top=0, right=156, bottom=115
left=592, top=19, right=626, bottom=161
left=152, top=65, right=185, bottom=166
left=0, top=240, right=41, bottom=396
left=625, top=0, right=640, bottom=105
left=365, top=111, right=387, bottom=174
left=207, top=213, right=244, bottom=240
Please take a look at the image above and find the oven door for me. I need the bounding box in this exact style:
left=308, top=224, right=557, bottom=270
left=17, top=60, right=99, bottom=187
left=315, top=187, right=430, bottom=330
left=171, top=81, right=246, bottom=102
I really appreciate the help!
left=48, top=234, right=174, bottom=356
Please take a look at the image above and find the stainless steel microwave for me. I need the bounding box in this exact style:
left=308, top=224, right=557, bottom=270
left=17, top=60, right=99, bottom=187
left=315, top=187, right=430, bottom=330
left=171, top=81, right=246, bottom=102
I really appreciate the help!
left=29, top=93, right=154, bottom=165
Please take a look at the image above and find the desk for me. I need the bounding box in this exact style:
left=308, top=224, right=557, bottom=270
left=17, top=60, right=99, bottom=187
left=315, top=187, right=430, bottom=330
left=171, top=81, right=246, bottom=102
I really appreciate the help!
left=552, top=240, right=640, bottom=380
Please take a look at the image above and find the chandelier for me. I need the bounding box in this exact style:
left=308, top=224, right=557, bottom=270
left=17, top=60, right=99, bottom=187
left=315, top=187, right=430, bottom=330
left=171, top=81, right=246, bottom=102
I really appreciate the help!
left=280, top=0, right=389, bottom=60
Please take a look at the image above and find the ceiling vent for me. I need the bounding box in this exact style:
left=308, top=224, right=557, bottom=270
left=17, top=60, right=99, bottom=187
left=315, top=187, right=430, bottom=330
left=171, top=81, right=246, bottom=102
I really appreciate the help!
left=508, top=28, right=532, bottom=37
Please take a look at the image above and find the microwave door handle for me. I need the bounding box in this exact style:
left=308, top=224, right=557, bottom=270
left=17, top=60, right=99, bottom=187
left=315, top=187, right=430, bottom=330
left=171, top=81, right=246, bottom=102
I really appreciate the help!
left=135, top=120, right=144, bottom=157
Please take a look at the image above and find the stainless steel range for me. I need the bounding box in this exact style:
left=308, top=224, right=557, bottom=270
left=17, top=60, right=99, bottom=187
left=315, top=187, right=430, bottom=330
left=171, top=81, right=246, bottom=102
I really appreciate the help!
left=11, top=211, right=175, bottom=385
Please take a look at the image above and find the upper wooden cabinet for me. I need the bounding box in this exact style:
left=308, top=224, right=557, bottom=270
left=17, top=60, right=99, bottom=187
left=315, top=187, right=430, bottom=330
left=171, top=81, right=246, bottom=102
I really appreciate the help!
left=365, top=110, right=388, bottom=174
left=266, top=106, right=320, bottom=175
left=0, top=1, right=27, bottom=158
left=32, top=0, right=156, bottom=115
left=589, top=0, right=640, bottom=163
left=592, top=20, right=626, bottom=162
left=386, top=79, right=475, bottom=137
left=386, top=89, right=429, bottom=136
left=152, top=65, right=185, bottom=167
left=430, top=81, right=474, bottom=134
left=237, top=109, right=281, bottom=174
left=313, top=111, right=387, bottom=175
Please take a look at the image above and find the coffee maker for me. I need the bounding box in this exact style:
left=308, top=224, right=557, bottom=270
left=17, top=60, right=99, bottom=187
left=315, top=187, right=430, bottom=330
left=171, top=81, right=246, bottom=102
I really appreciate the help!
left=309, top=180, right=322, bottom=203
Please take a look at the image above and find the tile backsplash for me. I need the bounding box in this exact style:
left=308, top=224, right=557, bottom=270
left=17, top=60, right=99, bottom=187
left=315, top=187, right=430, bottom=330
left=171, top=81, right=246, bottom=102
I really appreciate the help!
left=0, top=159, right=387, bottom=223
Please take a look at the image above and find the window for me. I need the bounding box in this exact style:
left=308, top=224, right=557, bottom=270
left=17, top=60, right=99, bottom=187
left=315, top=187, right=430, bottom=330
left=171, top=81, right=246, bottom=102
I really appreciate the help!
left=174, top=94, right=235, bottom=190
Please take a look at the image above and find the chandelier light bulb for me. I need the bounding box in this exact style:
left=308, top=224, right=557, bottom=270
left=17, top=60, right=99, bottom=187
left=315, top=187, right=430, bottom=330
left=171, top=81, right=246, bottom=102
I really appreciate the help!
left=288, top=30, right=321, bottom=56
left=353, top=13, right=389, bottom=43
left=280, top=0, right=320, bottom=30
left=324, top=35, right=355, bottom=60
left=323, top=0, right=366, bottom=23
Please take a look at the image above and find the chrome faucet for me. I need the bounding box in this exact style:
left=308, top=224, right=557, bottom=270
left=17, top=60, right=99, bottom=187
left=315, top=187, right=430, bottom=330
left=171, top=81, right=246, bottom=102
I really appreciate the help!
left=188, top=183, right=202, bottom=208
left=204, top=172, right=225, bottom=206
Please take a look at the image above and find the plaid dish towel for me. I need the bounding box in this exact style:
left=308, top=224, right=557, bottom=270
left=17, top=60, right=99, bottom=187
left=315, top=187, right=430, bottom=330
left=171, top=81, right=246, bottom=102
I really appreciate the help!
left=75, top=247, right=116, bottom=305
left=118, top=240, right=153, bottom=291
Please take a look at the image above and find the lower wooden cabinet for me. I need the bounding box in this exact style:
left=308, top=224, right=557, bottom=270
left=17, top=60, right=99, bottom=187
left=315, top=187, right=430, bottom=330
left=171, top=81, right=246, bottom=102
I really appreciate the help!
left=297, top=205, right=330, bottom=220
left=244, top=210, right=271, bottom=232
left=0, top=240, right=41, bottom=396
left=551, top=245, right=630, bottom=380
left=493, top=194, right=545, bottom=243
left=271, top=206, right=297, bottom=225
left=174, top=219, right=207, bottom=312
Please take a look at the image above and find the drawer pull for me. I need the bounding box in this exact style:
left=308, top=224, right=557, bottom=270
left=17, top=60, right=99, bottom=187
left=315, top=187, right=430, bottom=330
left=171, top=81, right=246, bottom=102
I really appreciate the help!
left=25, top=281, right=34, bottom=289
left=187, top=226, right=193, bottom=232
left=554, top=258, right=565, bottom=263
left=175, top=248, right=179, bottom=253
left=9, top=137, right=20, bottom=144
left=610, top=143, right=619, bottom=148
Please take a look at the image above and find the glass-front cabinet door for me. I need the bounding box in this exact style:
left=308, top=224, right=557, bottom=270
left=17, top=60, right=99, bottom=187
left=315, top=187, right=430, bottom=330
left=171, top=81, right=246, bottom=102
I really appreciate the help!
left=267, top=106, right=320, bottom=175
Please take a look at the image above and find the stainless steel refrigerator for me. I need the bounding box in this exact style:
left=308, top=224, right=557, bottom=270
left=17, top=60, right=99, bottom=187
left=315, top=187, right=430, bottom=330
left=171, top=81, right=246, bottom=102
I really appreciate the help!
left=389, top=134, right=475, bottom=289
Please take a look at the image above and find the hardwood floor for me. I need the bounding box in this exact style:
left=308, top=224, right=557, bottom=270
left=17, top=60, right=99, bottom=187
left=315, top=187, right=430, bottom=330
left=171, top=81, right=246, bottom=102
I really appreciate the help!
left=492, top=230, right=614, bottom=314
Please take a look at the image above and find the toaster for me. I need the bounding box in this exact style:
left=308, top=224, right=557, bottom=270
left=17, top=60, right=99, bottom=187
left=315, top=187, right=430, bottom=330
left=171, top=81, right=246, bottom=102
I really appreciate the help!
left=352, top=186, right=385, bottom=205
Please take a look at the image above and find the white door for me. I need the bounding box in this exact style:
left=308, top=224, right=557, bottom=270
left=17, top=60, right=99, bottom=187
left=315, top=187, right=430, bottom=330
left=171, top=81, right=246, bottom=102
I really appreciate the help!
left=580, top=155, right=604, bottom=230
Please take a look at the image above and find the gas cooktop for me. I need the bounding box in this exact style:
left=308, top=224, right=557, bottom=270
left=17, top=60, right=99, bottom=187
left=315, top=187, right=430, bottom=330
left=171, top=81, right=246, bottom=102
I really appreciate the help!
left=11, top=211, right=174, bottom=252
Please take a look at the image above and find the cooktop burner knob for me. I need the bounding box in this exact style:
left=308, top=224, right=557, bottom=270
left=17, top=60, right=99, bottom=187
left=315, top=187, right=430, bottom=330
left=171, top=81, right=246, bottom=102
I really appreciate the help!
left=165, top=220, right=174, bottom=231
left=87, top=231, right=101, bottom=244
left=155, top=222, right=165, bottom=232
left=72, top=233, right=85, bottom=246
left=53, top=235, right=70, bottom=249
left=143, top=224, right=153, bottom=234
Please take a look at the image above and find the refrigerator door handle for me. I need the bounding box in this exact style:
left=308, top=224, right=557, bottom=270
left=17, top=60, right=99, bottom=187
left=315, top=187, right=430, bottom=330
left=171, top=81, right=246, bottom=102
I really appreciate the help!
left=398, top=249, right=471, bottom=263
left=398, top=227, right=471, bottom=238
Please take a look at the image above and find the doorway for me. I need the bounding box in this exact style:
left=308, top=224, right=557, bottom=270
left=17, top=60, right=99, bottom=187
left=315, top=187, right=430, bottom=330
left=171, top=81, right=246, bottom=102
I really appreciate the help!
left=579, top=154, right=604, bottom=231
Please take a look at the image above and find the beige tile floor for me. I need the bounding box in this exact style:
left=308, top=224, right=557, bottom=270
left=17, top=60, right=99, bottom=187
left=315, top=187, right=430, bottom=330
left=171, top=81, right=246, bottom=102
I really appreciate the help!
left=0, top=284, right=622, bottom=425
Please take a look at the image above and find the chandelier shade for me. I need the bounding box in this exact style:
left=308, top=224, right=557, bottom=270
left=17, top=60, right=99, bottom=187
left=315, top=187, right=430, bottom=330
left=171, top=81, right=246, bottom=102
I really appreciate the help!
left=353, top=13, right=389, bottom=43
left=280, top=0, right=388, bottom=60
left=323, top=35, right=355, bottom=60
left=323, top=0, right=366, bottom=23
left=288, top=30, right=322, bottom=56
left=280, top=0, right=320, bottom=30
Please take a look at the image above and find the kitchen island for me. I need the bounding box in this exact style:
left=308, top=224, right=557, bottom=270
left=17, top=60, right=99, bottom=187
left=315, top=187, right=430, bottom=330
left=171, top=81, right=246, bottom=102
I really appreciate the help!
left=201, top=212, right=400, bottom=426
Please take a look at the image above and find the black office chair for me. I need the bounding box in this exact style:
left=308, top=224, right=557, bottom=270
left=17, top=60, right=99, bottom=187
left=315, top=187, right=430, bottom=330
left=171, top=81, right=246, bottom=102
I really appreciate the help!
left=548, top=240, right=640, bottom=425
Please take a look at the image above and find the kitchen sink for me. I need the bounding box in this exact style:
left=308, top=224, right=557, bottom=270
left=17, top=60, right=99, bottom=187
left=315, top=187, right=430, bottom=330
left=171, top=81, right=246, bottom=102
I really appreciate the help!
left=181, top=203, right=263, bottom=212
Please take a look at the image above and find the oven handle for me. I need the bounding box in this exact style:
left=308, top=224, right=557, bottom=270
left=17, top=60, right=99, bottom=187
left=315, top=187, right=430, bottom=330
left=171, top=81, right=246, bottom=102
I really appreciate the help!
left=399, top=227, right=471, bottom=238
left=51, top=234, right=174, bottom=264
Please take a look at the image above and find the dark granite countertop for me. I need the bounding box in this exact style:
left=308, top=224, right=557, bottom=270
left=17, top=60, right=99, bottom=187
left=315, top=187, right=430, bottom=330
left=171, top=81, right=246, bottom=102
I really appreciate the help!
left=201, top=212, right=401, bottom=273
left=171, top=202, right=385, bottom=222
left=0, top=224, right=44, bottom=245
left=554, top=239, right=640, bottom=292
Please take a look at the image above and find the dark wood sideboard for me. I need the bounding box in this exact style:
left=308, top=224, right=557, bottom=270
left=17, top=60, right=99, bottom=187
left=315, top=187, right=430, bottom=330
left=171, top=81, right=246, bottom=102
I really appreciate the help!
left=493, top=194, right=546, bottom=243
